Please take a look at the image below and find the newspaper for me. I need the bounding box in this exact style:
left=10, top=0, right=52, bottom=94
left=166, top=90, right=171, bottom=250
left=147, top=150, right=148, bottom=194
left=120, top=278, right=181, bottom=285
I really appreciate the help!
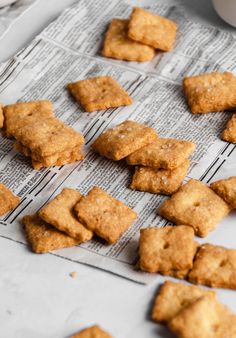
left=0, top=0, right=236, bottom=284
left=0, top=0, right=37, bottom=38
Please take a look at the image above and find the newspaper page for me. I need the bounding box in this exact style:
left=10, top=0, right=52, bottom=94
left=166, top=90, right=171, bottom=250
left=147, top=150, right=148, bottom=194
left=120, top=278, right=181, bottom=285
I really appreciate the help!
left=0, top=0, right=236, bottom=284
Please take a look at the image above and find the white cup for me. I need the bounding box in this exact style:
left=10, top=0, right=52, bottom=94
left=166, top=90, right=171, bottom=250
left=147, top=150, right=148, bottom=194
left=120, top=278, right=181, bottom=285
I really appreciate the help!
left=0, top=0, right=18, bottom=8
left=212, top=0, right=236, bottom=27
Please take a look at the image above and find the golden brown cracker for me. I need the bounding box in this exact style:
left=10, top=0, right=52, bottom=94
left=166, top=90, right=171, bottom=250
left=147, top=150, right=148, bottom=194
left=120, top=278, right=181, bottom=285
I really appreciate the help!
left=70, top=325, right=112, bottom=338
left=210, top=176, right=236, bottom=208
left=139, top=225, right=197, bottom=274
left=128, top=7, right=177, bottom=51
left=0, top=104, right=4, bottom=128
left=183, top=72, right=236, bottom=114
left=188, top=243, right=236, bottom=290
left=39, top=188, right=92, bottom=241
left=74, top=186, right=137, bottom=244
left=23, top=214, right=80, bottom=254
left=102, top=19, right=155, bottom=62
left=221, top=112, right=236, bottom=143
left=152, top=281, right=216, bottom=323
left=92, top=120, right=158, bottom=160
left=159, top=179, right=230, bottom=237
left=0, top=183, right=20, bottom=216
left=126, top=138, right=196, bottom=169
left=67, top=76, right=133, bottom=112
left=130, top=160, right=189, bottom=195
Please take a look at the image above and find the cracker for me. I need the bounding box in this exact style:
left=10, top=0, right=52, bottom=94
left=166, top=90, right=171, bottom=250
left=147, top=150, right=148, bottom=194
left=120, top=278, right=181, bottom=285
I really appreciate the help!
left=23, top=214, right=80, bottom=254
left=70, top=325, right=112, bottom=338
left=74, top=186, right=137, bottom=244
left=210, top=176, right=236, bottom=208
left=67, top=76, right=133, bottom=112
left=152, top=281, right=216, bottom=323
left=102, top=19, right=155, bottom=62
left=188, top=243, right=236, bottom=290
left=159, top=179, right=230, bottom=237
left=3, top=100, right=54, bottom=138
left=221, top=112, right=236, bottom=143
left=130, top=160, right=189, bottom=194
left=128, top=7, right=177, bottom=51
left=0, top=104, right=4, bottom=128
left=139, top=225, right=198, bottom=274
left=0, top=183, right=20, bottom=216
left=92, top=120, right=158, bottom=161
left=126, top=138, right=196, bottom=169
left=183, top=72, right=236, bottom=114
left=169, top=295, right=236, bottom=338
left=39, top=188, right=93, bottom=241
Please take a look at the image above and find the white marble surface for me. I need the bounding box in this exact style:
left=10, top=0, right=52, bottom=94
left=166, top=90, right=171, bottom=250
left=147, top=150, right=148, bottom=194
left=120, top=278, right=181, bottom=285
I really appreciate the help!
left=0, top=1, right=236, bottom=338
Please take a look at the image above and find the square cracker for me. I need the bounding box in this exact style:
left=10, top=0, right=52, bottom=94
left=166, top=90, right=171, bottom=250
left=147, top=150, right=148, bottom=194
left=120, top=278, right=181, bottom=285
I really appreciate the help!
left=102, top=19, right=155, bottom=62
left=188, top=243, right=236, bottom=290
left=3, top=100, right=54, bottom=138
left=221, top=112, right=236, bottom=143
left=210, top=176, right=236, bottom=208
left=67, top=76, right=133, bottom=112
left=39, top=188, right=92, bottom=241
left=159, top=179, right=230, bottom=237
left=92, top=120, right=158, bottom=161
left=169, top=295, right=236, bottom=338
left=23, top=214, right=80, bottom=254
left=128, top=7, right=177, bottom=51
left=152, top=281, right=216, bottom=323
left=0, top=104, right=4, bottom=128
left=13, top=117, right=85, bottom=157
left=139, top=225, right=198, bottom=275
left=183, top=72, right=236, bottom=114
left=0, top=183, right=20, bottom=216
left=130, top=159, right=189, bottom=195
left=126, top=138, right=196, bottom=169
left=74, top=186, right=137, bottom=244
left=70, top=325, right=112, bottom=338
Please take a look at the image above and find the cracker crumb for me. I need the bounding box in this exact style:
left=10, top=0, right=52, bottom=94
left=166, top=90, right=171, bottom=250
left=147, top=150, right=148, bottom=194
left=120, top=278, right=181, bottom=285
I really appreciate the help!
left=70, top=271, right=78, bottom=278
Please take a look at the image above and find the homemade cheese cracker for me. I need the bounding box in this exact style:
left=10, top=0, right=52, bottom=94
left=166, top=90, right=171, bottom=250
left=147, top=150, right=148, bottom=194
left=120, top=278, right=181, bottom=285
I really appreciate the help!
left=67, top=76, right=133, bottom=112
left=128, top=7, right=177, bottom=51
left=23, top=214, right=80, bottom=254
left=130, top=160, right=189, bottom=194
left=221, top=112, right=236, bottom=143
left=39, top=188, right=93, bottom=241
left=0, top=104, right=4, bottom=128
left=126, top=138, right=195, bottom=169
left=152, top=281, right=216, bottom=323
left=210, top=176, right=236, bottom=208
left=139, top=226, right=198, bottom=275
left=70, top=325, right=112, bottom=338
left=0, top=183, right=20, bottom=216
left=188, top=243, right=236, bottom=290
left=92, top=120, right=158, bottom=160
left=74, top=186, right=137, bottom=244
left=159, top=179, right=230, bottom=237
left=102, top=19, right=155, bottom=62
left=183, top=72, right=236, bottom=114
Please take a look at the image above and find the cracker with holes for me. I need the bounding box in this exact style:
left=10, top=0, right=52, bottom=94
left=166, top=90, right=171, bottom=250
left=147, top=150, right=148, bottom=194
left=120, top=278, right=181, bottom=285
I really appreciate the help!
left=0, top=104, right=4, bottom=128
left=39, top=188, right=92, bottom=241
left=169, top=295, right=236, bottom=338
left=126, top=138, right=195, bottom=169
left=152, top=281, right=216, bottom=323
left=23, top=214, right=80, bottom=254
left=221, top=112, right=236, bottom=143
left=92, top=120, right=158, bottom=161
left=139, top=226, right=198, bottom=276
left=128, top=7, right=177, bottom=51
left=188, top=243, right=236, bottom=290
left=183, top=72, right=236, bottom=114
left=210, top=176, right=236, bottom=208
left=74, top=187, right=137, bottom=244
left=67, top=76, right=133, bottom=112
left=159, top=179, right=230, bottom=237
left=70, top=325, right=112, bottom=338
left=0, top=183, right=20, bottom=216
left=130, top=160, right=189, bottom=194
left=102, top=19, right=155, bottom=62
left=3, top=100, right=54, bottom=138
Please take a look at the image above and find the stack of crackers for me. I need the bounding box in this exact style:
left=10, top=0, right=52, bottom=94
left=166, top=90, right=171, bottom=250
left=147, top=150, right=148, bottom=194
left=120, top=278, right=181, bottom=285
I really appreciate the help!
left=2, top=100, right=85, bottom=169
